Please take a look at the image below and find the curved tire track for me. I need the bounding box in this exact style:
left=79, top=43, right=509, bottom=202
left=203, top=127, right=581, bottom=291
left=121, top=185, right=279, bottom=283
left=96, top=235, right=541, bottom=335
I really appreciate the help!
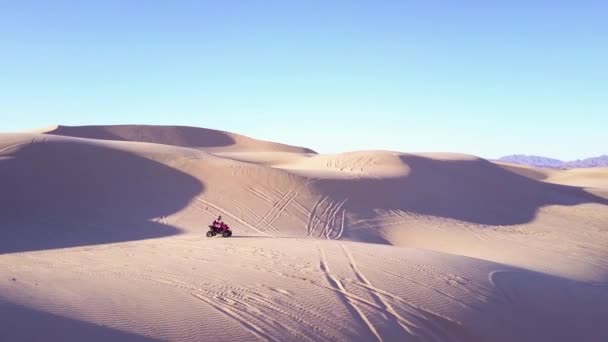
left=317, top=244, right=383, bottom=341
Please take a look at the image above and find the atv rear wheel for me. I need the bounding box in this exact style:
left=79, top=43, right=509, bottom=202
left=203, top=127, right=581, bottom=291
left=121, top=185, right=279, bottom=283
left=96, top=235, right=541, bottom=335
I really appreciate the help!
left=222, top=230, right=232, bottom=237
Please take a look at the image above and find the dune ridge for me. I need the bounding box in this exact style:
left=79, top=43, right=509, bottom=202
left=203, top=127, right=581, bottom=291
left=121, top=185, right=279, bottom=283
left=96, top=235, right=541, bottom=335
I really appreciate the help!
left=1, top=125, right=607, bottom=341
left=43, top=124, right=317, bottom=153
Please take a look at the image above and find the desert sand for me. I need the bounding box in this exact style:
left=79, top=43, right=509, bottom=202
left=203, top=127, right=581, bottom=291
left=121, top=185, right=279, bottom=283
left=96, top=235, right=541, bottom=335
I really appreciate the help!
left=1, top=125, right=607, bottom=341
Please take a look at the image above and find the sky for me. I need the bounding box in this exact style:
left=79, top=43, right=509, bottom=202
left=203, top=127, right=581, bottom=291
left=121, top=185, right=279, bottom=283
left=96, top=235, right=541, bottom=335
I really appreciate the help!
left=1, top=1, right=606, bottom=160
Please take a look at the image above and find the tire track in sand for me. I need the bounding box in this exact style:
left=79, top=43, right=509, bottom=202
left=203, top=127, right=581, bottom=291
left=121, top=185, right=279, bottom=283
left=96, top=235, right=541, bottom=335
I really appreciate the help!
left=317, top=244, right=382, bottom=341
left=149, top=272, right=334, bottom=341
left=191, top=293, right=280, bottom=342
left=307, top=195, right=329, bottom=237
left=259, top=188, right=301, bottom=233
left=84, top=259, right=329, bottom=341
left=339, top=243, right=418, bottom=338
left=323, top=199, right=348, bottom=240
left=218, top=193, right=266, bottom=231
left=255, top=187, right=299, bottom=233
left=336, top=209, right=347, bottom=239
left=310, top=198, right=345, bottom=238
left=339, top=243, right=464, bottom=341
left=194, top=198, right=270, bottom=236
left=247, top=186, right=275, bottom=203
left=314, top=200, right=338, bottom=239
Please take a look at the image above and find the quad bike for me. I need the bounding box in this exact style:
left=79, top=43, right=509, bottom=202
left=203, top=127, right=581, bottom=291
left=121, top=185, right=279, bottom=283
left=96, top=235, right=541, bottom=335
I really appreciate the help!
left=207, top=224, right=232, bottom=237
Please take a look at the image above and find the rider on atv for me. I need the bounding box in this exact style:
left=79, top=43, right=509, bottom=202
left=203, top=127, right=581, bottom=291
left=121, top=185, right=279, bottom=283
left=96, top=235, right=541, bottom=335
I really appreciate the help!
left=212, top=215, right=223, bottom=229
left=207, top=215, right=232, bottom=237
left=212, top=215, right=229, bottom=232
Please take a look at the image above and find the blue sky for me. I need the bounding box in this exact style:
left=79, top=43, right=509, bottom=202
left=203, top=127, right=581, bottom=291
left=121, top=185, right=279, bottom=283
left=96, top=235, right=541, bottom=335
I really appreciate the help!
left=1, top=1, right=606, bottom=160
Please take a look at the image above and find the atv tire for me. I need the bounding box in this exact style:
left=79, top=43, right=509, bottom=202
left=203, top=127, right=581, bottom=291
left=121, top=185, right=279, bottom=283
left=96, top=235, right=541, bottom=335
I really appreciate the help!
left=222, top=231, right=232, bottom=237
left=206, top=231, right=215, bottom=237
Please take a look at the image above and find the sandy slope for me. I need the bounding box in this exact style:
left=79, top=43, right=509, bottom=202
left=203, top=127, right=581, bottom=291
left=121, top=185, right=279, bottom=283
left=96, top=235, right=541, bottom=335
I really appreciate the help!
left=496, top=162, right=608, bottom=190
left=545, top=167, right=608, bottom=190
left=496, top=162, right=608, bottom=200
left=1, top=127, right=608, bottom=341
left=42, top=124, right=317, bottom=153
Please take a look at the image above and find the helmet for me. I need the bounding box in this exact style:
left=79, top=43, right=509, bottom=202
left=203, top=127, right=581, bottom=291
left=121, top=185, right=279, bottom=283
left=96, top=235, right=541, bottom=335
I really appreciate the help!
left=218, top=215, right=222, bottom=220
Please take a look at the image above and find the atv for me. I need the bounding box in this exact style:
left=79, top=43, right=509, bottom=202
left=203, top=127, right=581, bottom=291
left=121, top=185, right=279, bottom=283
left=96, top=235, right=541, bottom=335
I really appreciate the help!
left=206, top=224, right=232, bottom=238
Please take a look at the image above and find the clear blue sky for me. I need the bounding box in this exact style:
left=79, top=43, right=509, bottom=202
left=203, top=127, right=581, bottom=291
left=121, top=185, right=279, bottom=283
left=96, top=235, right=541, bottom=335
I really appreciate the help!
left=1, top=1, right=606, bottom=160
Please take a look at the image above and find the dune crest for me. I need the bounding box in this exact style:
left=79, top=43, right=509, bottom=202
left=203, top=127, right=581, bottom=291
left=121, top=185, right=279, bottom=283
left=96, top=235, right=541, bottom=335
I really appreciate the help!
left=43, top=124, right=317, bottom=153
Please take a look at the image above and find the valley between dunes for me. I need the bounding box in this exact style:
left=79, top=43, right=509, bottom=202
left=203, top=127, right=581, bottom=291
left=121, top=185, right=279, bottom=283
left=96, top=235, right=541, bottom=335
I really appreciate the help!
left=1, top=125, right=607, bottom=341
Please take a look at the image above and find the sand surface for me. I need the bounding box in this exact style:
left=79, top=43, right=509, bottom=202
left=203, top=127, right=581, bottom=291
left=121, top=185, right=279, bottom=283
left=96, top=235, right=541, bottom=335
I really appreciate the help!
left=1, top=125, right=607, bottom=341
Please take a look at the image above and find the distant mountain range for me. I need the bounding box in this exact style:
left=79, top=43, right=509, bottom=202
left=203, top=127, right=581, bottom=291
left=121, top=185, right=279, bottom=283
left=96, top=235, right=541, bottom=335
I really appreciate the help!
left=497, top=154, right=608, bottom=169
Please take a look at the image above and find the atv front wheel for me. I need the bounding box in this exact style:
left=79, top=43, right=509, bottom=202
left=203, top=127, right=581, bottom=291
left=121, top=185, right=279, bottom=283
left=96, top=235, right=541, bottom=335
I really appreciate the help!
left=206, top=231, right=214, bottom=237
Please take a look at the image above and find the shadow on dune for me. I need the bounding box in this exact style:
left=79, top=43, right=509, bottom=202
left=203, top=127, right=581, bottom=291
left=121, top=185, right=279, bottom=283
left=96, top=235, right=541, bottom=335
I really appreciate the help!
left=0, top=140, right=203, bottom=254
left=45, top=124, right=237, bottom=149
left=479, top=269, right=608, bottom=341
left=0, top=300, right=160, bottom=342
left=315, top=155, right=608, bottom=226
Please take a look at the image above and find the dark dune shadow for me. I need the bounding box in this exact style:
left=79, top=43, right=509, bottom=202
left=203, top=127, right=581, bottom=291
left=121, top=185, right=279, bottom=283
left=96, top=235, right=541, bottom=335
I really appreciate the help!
left=412, top=250, right=608, bottom=341
left=45, top=124, right=236, bottom=148
left=0, top=140, right=203, bottom=254
left=314, top=155, right=608, bottom=226
left=481, top=269, right=608, bottom=341
left=0, top=300, right=160, bottom=342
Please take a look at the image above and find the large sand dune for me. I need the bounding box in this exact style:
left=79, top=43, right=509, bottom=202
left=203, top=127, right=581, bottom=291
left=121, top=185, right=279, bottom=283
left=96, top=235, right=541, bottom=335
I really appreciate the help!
left=43, top=124, right=317, bottom=153
left=1, top=126, right=607, bottom=341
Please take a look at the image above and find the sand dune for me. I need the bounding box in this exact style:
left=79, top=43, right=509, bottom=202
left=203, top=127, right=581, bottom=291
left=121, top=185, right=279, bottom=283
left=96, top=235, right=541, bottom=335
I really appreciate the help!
left=497, top=162, right=608, bottom=189
left=495, top=161, right=553, bottom=181
left=1, top=127, right=607, bottom=341
left=0, top=133, right=205, bottom=253
left=545, top=167, right=608, bottom=190
left=496, top=162, right=608, bottom=199
left=43, top=124, right=317, bottom=153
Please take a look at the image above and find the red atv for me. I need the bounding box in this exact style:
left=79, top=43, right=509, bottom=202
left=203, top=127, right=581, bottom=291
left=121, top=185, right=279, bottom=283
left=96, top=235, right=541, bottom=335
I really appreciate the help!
left=207, top=222, right=232, bottom=237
